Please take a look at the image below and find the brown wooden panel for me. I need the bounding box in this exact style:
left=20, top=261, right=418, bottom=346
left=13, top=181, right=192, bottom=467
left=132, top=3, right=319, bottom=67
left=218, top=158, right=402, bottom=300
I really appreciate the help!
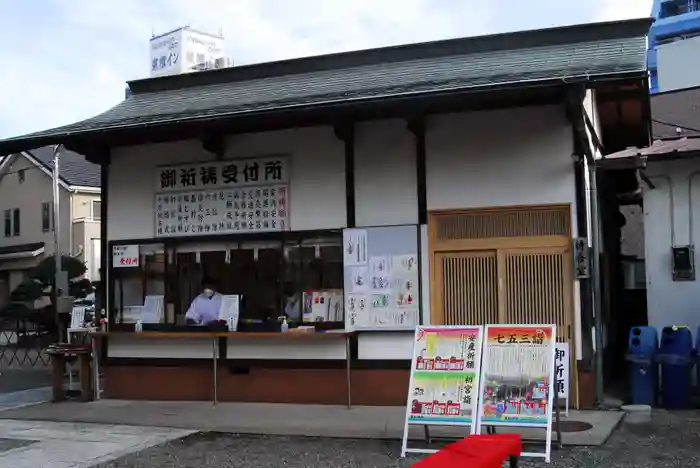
left=103, top=365, right=409, bottom=406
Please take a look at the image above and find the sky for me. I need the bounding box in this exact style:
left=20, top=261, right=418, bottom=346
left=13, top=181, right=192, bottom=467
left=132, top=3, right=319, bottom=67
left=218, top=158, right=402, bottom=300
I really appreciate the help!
left=0, top=0, right=653, bottom=139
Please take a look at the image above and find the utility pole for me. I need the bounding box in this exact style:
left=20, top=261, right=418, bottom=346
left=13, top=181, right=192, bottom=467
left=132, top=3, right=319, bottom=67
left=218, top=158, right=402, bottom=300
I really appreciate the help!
left=52, top=144, right=64, bottom=341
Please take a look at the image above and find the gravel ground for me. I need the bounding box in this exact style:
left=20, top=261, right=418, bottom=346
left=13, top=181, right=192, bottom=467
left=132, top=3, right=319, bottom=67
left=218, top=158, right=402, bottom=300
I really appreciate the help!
left=95, top=411, right=700, bottom=468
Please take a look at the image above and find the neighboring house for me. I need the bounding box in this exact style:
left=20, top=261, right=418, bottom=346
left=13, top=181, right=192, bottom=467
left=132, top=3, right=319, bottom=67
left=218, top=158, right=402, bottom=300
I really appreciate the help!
left=0, top=147, right=101, bottom=308
left=604, top=85, right=700, bottom=336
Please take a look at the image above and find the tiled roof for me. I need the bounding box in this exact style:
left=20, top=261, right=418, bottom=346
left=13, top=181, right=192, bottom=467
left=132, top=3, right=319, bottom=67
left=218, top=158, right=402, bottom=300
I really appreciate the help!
left=0, top=18, right=652, bottom=154
left=27, top=146, right=101, bottom=188
left=601, top=137, right=700, bottom=170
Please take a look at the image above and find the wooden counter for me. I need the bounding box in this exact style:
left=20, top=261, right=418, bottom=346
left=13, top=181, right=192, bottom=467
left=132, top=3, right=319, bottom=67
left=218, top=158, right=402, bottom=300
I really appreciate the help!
left=90, top=329, right=355, bottom=407
left=91, top=330, right=354, bottom=338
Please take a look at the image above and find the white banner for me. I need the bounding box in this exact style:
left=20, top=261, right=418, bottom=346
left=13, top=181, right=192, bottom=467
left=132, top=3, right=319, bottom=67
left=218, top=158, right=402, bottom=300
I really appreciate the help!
left=155, top=185, right=289, bottom=237
left=155, top=156, right=289, bottom=192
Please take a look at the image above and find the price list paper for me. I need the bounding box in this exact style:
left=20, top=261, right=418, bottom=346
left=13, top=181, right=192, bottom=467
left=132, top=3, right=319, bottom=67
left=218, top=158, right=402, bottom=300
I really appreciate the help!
left=404, top=326, right=484, bottom=428
left=155, top=185, right=289, bottom=237
left=477, top=324, right=556, bottom=428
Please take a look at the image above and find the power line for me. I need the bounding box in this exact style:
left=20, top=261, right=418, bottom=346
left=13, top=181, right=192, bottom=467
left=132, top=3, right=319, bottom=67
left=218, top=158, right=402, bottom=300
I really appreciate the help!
left=652, top=118, right=700, bottom=134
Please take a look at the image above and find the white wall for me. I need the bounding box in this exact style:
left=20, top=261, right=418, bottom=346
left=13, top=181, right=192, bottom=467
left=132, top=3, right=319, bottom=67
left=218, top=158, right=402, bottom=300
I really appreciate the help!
left=108, top=127, right=346, bottom=240
left=657, top=36, right=700, bottom=93
left=354, top=119, right=417, bottom=227
left=425, top=106, right=576, bottom=213
left=645, top=159, right=700, bottom=336
left=107, top=105, right=580, bottom=361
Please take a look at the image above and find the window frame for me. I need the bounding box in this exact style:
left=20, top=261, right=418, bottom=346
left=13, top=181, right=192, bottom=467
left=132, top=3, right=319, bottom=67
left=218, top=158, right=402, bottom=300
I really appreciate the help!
left=3, top=209, right=11, bottom=237
left=107, top=229, right=345, bottom=329
left=42, top=202, right=53, bottom=232
left=12, top=208, right=20, bottom=237
left=91, top=200, right=102, bottom=221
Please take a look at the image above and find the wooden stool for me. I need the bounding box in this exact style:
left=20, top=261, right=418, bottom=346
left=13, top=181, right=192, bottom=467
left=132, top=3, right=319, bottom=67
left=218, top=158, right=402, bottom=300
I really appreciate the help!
left=47, top=344, right=93, bottom=402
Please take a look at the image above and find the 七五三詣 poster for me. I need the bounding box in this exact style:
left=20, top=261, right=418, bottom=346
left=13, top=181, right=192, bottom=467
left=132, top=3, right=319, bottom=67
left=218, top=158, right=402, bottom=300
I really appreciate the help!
left=477, top=325, right=556, bottom=427
left=407, top=326, right=483, bottom=426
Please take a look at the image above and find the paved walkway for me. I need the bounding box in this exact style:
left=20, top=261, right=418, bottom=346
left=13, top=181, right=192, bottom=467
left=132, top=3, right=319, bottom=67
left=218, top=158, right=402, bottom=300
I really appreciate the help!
left=0, top=369, right=51, bottom=393
left=0, top=399, right=622, bottom=446
left=0, top=386, right=51, bottom=412
left=0, top=419, right=194, bottom=468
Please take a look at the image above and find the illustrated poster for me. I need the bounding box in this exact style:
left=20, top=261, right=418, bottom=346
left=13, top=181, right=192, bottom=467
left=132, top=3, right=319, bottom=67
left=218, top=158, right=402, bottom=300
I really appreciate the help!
left=406, top=326, right=483, bottom=427
left=477, top=325, right=556, bottom=427
left=369, top=256, right=391, bottom=291
left=343, top=229, right=368, bottom=266
left=345, top=294, right=368, bottom=328
left=349, top=267, right=369, bottom=293
left=392, top=254, right=418, bottom=308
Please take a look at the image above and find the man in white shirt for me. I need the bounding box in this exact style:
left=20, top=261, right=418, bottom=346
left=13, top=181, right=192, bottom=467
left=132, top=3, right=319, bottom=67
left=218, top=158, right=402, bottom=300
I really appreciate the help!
left=185, top=277, right=223, bottom=325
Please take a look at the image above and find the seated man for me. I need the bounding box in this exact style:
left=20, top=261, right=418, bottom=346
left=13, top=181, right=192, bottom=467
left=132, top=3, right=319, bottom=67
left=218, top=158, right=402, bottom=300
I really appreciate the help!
left=283, top=283, right=301, bottom=321
left=185, top=277, right=223, bottom=325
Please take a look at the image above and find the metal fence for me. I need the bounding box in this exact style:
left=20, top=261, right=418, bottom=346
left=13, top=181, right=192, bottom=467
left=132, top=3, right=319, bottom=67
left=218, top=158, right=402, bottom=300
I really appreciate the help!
left=0, top=315, right=55, bottom=370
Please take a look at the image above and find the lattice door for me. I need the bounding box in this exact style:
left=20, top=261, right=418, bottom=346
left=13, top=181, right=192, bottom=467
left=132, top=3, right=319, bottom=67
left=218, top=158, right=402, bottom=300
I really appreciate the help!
left=435, top=251, right=499, bottom=326
left=501, top=247, right=572, bottom=342
left=430, top=205, right=573, bottom=339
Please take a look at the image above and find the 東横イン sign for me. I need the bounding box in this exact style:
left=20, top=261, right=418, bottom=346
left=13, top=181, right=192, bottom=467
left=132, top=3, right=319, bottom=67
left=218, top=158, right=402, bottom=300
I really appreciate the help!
left=112, top=245, right=140, bottom=268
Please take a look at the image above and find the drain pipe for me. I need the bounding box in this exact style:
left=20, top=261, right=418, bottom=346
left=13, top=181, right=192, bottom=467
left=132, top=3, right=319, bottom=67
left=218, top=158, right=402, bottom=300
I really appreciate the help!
left=588, top=161, right=605, bottom=407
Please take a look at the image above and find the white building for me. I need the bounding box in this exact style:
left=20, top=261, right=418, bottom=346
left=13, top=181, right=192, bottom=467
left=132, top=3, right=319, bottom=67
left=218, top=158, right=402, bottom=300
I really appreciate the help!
left=150, top=26, right=228, bottom=77
left=0, top=19, right=651, bottom=408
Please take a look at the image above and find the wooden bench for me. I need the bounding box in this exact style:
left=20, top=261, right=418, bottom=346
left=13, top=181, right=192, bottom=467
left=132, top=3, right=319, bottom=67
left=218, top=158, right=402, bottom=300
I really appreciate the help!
left=411, top=433, right=521, bottom=468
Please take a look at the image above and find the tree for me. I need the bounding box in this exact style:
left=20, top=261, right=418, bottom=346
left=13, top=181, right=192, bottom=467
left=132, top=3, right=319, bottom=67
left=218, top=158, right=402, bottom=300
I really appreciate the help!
left=9, top=255, right=93, bottom=303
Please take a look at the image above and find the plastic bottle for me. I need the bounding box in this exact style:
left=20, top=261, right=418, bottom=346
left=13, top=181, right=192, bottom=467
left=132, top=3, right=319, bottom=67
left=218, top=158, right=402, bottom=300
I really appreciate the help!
left=135, top=320, right=143, bottom=333
left=281, top=317, right=289, bottom=332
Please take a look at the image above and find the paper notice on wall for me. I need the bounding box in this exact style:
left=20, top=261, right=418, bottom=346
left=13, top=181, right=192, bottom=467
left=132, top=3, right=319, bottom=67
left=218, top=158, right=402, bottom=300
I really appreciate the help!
left=393, top=253, right=419, bottom=308
left=219, top=295, right=240, bottom=331
left=346, top=294, right=368, bottom=328
left=349, top=266, right=369, bottom=293
left=343, top=229, right=368, bottom=266
left=328, top=292, right=344, bottom=321
left=371, top=308, right=419, bottom=328
left=393, top=254, right=418, bottom=275
left=371, top=293, right=391, bottom=309
left=370, top=256, right=391, bottom=291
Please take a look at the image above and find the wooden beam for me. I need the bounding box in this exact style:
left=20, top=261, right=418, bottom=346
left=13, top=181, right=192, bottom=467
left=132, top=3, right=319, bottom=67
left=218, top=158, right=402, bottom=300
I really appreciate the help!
left=334, top=123, right=356, bottom=228
left=200, top=133, right=226, bottom=159
left=407, top=118, right=427, bottom=225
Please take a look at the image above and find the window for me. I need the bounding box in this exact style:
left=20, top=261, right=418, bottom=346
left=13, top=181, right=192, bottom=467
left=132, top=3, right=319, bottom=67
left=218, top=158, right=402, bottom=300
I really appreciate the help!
left=12, top=208, right=20, bottom=236
left=17, top=169, right=25, bottom=183
left=3, top=210, right=10, bottom=237
left=92, top=200, right=102, bottom=221
left=4, top=208, right=19, bottom=237
left=661, top=0, right=690, bottom=17
left=42, top=202, right=53, bottom=232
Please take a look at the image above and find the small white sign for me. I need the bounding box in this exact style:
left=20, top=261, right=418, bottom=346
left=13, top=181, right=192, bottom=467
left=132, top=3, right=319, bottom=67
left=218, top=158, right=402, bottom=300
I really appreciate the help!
left=113, top=245, right=140, bottom=268
left=555, top=342, right=570, bottom=399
